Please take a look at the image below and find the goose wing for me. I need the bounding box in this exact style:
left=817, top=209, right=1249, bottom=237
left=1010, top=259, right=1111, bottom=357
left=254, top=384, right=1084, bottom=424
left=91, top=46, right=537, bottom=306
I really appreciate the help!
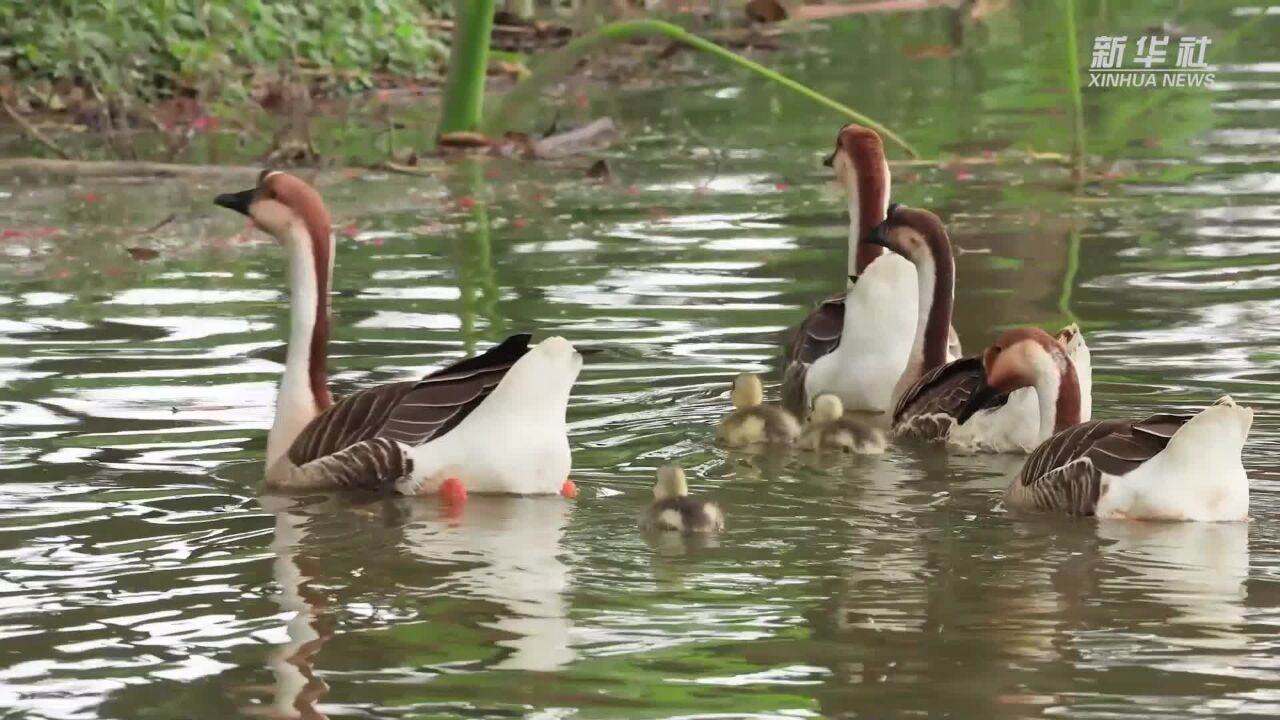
left=892, top=356, right=1006, bottom=424
left=287, top=334, right=532, bottom=467
left=1012, top=414, right=1193, bottom=515
left=787, top=292, right=845, bottom=365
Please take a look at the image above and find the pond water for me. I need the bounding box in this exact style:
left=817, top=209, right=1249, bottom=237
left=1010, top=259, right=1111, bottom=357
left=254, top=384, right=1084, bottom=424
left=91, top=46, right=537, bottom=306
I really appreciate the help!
left=3, top=4, right=1280, bottom=719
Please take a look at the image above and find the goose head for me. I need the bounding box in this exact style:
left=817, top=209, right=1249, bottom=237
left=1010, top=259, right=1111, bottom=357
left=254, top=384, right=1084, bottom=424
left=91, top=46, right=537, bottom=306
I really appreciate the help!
left=731, top=372, right=764, bottom=410
left=810, top=393, right=845, bottom=423
left=654, top=464, right=689, bottom=500
left=864, top=203, right=953, bottom=268
left=824, top=123, right=891, bottom=275
left=956, top=327, right=1065, bottom=424
left=215, top=170, right=331, bottom=250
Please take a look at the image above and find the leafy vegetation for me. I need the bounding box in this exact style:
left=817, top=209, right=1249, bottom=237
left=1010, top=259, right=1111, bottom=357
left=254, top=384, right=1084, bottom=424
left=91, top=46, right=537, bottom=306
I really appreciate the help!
left=0, top=0, right=450, bottom=103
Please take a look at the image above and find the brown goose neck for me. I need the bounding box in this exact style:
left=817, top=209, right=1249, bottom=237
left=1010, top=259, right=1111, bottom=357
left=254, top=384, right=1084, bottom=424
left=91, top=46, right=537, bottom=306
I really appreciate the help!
left=919, top=231, right=955, bottom=371
left=1054, top=355, right=1082, bottom=432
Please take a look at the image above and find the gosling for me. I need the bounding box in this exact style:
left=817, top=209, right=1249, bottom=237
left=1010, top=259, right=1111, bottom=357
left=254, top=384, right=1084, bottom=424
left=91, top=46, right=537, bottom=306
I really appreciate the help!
left=798, top=394, right=887, bottom=454
left=715, top=373, right=801, bottom=448
left=640, top=465, right=725, bottom=533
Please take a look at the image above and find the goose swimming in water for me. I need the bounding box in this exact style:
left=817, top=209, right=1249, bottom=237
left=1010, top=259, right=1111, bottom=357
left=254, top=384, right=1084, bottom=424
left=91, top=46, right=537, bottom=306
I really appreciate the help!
left=214, top=170, right=580, bottom=496
left=716, top=373, right=801, bottom=448
left=640, top=465, right=725, bottom=533
left=892, top=322, right=1093, bottom=453
left=798, top=394, right=887, bottom=454
left=782, top=125, right=959, bottom=417
left=957, top=327, right=1252, bottom=521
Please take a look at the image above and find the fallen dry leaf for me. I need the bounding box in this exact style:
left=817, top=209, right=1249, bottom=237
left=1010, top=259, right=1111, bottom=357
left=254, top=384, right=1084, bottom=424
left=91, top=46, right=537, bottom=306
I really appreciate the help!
left=746, top=0, right=787, bottom=23
left=126, top=247, right=160, bottom=261
left=586, top=159, right=611, bottom=181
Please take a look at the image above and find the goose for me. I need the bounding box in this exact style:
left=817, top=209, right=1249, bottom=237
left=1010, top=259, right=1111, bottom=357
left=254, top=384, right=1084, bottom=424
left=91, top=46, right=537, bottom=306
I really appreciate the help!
left=716, top=373, right=801, bottom=448
left=782, top=124, right=959, bottom=417
left=956, top=327, right=1252, bottom=520
left=892, top=323, right=1093, bottom=453
left=640, top=465, right=725, bottom=533
left=858, top=204, right=966, bottom=402
left=798, top=394, right=887, bottom=454
left=213, top=170, right=581, bottom=496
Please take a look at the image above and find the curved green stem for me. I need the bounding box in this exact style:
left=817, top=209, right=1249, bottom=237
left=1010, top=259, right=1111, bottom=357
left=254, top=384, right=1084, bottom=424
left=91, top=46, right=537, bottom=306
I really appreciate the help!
left=1057, top=229, right=1080, bottom=325
left=486, top=19, right=919, bottom=158
left=1062, top=0, right=1086, bottom=182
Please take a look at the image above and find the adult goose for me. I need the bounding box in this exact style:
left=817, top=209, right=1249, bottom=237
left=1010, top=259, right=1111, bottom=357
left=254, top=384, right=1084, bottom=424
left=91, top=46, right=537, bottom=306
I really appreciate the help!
left=214, top=170, right=581, bottom=495
left=892, top=323, right=1093, bottom=453
left=858, top=204, right=964, bottom=404
left=782, top=124, right=959, bottom=417
left=957, top=327, right=1252, bottom=520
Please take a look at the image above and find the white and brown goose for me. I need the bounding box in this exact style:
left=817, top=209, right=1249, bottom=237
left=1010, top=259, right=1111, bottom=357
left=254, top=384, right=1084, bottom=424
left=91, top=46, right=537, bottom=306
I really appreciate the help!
left=956, top=327, right=1252, bottom=520
left=782, top=124, right=959, bottom=417
left=214, top=170, right=581, bottom=496
left=892, top=321, right=1093, bottom=453
left=857, top=204, right=964, bottom=402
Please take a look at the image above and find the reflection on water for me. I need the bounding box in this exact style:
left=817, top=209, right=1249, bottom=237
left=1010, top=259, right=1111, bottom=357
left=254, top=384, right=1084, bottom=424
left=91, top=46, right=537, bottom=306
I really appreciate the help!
left=2, top=3, right=1280, bottom=718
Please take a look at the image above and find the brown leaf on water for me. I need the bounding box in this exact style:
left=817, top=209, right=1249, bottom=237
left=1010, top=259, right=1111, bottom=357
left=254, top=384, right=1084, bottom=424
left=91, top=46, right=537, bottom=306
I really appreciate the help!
left=906, top=45, right=957, bottom=60
left=437, top=132, right=492, bottom=149
left=586, top=159, right=611, bottom=181
left=746, top=0, right=788, bottom=23
left=141, top=213, right=176, bottom=234
left=126, top=247, right=160, bottom=261
left=792, top=0, right=945, bottom=21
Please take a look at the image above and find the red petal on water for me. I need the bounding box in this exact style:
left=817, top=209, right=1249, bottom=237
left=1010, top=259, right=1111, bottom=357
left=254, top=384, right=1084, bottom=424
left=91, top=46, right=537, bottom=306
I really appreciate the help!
left=575, top=93, right=589, bottom=111
left=54, top=270, right=70, bottom=280
left=83, top=193, right=100, bottom=203
left=35, top=227, right=59, bottom=237
left=440, top=477, right=468, bottom=504
left=341, top=223, right=358, bottom=237
left=484, top=168, right=499, bottom=179
left=457, top=196, right=477, bottom=209
left=370, top=238, right=384, bottom=246
left=104, top=265, right=127, bottom=276
left=625, top=185, right=639, bottom=195
left=1, top=229, right=25, bottom=239
left=191, top=115, right=218, bottom=132
left=952, top=166, right=975, bottom=181
left=512, top=217, right=527, bottom=229
left=982, top=149, right=996, bottom=160
left=530, top=191, right=546, bottom=204
left=775, top=181, right=790, bottom=191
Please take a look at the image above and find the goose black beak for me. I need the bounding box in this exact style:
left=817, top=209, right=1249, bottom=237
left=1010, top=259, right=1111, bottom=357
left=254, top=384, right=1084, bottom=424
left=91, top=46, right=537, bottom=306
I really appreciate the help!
left=822, top=150, right=836, bottom=168
left=863, top=221, right=891, bottom=249
left=956, top=382, right=1000, bottom=425
left=214, top=187, right=256, bottom=217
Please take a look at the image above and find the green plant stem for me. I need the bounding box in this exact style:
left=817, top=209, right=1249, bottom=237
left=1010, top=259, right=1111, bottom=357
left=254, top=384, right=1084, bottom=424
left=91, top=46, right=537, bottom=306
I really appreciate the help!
left=439, top=0, right=497, bottom=137
left=1058, top=229, right=1081, bottom=324
left=1062, top=0, right=1086, bottom=181
left=486, top=19, right=919, bottom=158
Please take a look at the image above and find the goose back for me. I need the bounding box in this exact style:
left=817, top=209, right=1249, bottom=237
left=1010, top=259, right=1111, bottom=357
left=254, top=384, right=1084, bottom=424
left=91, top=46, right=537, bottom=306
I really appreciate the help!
left=1010, top=413, right=1193, bottom=515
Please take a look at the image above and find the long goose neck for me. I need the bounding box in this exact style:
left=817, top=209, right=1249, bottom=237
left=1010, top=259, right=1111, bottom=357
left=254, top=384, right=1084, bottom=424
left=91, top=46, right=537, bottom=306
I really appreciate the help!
left=848, top=160, right=889, bottom=276
left=267, top=222, right=333, bottom=465
left=1032, top=348, right=1082, bottom=440
left=910, top=238, right=955, bottom=372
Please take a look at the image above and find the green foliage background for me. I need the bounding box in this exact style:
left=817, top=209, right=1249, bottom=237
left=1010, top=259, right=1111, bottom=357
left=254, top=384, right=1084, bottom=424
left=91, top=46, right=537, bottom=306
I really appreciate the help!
left=0, top=0, right=452, bottom=101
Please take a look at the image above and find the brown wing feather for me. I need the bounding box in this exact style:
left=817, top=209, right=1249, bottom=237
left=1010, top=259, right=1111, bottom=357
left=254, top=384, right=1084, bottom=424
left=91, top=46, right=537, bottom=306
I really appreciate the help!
left=1012, top=413, right=1195, bottom=515
left=891, top=356, right=1009, bottom=430
left=288, top=334, right=532, bottom=466
left=787, top=292, right=846, bottom=365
